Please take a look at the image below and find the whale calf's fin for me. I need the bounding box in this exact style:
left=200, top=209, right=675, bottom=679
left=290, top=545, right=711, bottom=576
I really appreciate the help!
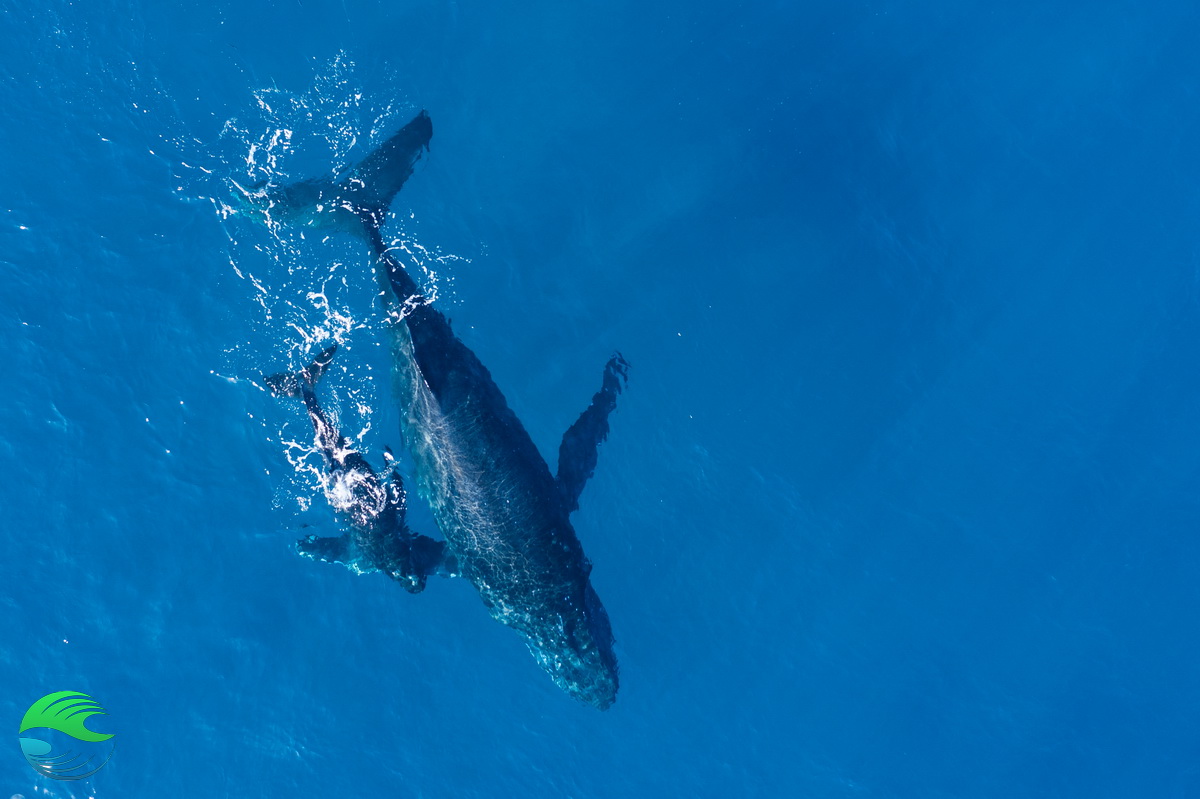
left=379, top=450, right=463, bottom=590
left=295, top=533, right=381, bottom=575
left=556, top=353, right=630, bottom=513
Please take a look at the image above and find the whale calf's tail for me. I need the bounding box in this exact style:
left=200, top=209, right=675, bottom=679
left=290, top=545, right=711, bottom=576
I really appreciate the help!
left=265, top=344, right=338, bottom=398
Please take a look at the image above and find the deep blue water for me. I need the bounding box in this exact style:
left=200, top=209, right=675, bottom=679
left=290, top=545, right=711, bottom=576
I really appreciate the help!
left=4, top=1, right=1200, bottom=796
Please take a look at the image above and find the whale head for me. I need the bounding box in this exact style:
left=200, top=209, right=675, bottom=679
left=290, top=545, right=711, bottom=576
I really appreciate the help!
left=525, top=580, right=619, bottom=710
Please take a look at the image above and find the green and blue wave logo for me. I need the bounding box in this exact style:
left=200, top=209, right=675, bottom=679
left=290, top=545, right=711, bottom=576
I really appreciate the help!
left=17, top=691, right=115, bottom=780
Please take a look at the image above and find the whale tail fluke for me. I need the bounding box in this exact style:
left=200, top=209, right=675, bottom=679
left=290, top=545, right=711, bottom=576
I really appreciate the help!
left=265, top=344, right=339, bottom=398
left=231, top=111, right=431, bottom=237
left=340, top=109, right=432, bottom=212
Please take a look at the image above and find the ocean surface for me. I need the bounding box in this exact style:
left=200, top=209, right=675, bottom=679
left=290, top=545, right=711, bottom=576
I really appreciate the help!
left=3, top=1, right=1200, bottom=796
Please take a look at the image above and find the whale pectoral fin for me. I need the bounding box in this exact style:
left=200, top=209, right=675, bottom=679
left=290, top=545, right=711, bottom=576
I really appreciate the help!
left=295, top=533, right=378, bottom=574
left=556, top=353, right=629, bottom=513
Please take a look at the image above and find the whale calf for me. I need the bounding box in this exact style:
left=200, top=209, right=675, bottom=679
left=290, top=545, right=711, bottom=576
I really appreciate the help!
left=266, top=343, right=457, bottom=593
left=257, top=111, right=628, bottom=709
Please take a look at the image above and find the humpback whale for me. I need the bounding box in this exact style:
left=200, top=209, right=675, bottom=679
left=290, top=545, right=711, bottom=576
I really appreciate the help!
left=254, top=111, right=628, bottom=709
left=266, top=343, right=458, bottom=593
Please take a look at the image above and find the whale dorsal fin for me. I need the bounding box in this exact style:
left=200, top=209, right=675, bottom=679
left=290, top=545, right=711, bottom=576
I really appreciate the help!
left=556, top=354, right=629, bottom=513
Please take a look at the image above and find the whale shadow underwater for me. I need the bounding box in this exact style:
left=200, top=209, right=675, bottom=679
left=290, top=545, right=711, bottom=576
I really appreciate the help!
left=247, top=111, right=629, bottom=709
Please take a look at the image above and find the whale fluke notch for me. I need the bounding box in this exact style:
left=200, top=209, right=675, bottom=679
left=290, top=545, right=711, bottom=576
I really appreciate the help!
left=556, top=353, right=630, bottom=513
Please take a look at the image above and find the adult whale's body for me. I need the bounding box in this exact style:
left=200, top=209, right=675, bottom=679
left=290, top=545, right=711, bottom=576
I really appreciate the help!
left=248, top=111, right=627, bottom=709
left=372, top=225, right=627, bottom=709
